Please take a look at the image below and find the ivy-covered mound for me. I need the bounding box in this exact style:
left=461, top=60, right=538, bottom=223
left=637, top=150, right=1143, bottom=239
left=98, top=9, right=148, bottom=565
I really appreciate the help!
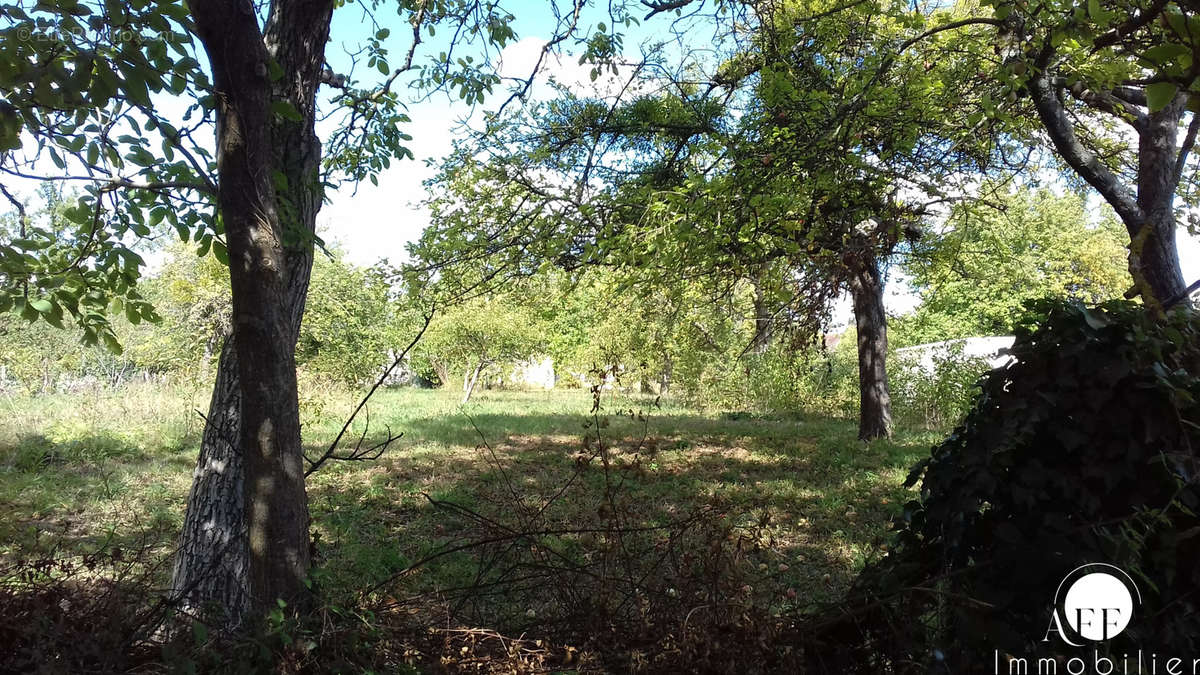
left=847, top=300, right=1200, bottom=670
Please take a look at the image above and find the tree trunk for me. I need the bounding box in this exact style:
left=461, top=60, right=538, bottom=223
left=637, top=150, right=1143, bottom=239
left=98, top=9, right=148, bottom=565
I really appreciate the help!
left=847, top=252, right=892, bottom=441
left=173, top=0, right=333, bottom=628
left=170, top=338, right=249, bottom=623
left=462, top=360, right=485, bottom=404
left=1130, top=97, right=1188, bottom=305
left=431, top=358, right=450, bottom=387
left=658, top=354, right=673, bottom=397
left=751, top=270, right=773, bottom=356
left=1027, top=70, right=1188, bottom=306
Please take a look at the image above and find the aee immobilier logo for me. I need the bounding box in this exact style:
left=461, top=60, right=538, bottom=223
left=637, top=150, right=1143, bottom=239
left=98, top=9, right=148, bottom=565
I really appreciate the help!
left=994, top=563, right=1198, bottom=675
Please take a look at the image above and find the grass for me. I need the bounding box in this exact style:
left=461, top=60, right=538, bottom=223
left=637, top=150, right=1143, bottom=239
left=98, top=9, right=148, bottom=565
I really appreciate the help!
left=0, top=380, right=941, bottom=622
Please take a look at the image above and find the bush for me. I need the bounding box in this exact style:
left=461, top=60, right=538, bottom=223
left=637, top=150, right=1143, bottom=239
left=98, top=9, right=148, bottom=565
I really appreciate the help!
left=843, top=300, right=1200, bottom=670
left=677, top=332, right=988, bottom=433
left=889, top=341, right=994, bottom=430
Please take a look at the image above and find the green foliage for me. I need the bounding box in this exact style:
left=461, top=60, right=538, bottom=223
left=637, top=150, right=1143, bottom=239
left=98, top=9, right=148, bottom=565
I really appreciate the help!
left=857, top=300, right=1200, bottom=664
left=0, top=245, right=401, bottom=389
left=896, top=187, right=1129, bottom=345
left=0, top=0, right=213, bottom=343
left=674, top=321, right=990, bottom=433
left=298, top=254, right=400, bottom=386
left=983, top=0, right=1198, bottom=110
left=129, top=244, right=230, bottom=374
left=0, top=187, right=156, bottom=350
left=1, top=0, right=591, bottom=354
left=1, top=383, right=937, bottom=669
left=417, top=292, right=545, bottom=387
left=889, top=341, right=993, bottom=430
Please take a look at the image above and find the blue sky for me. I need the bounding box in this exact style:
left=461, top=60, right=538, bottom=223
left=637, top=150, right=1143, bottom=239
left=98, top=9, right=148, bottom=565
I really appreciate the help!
left=313, top=3, right=1200, bottom=323
left=319, top=1, right=688, bottom=267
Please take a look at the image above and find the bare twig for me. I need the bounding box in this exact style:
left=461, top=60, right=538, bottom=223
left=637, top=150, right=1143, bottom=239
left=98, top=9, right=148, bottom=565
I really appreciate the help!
left=305, top=311, right=434, bottom=477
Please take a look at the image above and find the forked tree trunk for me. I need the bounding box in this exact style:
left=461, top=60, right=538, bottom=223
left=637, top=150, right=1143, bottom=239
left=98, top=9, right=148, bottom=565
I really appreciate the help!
left=172, top=0, right=333, bottom=629
left=847, top=252, right=893, bottom=441
left=1027, top=71, right=1188, bottom=306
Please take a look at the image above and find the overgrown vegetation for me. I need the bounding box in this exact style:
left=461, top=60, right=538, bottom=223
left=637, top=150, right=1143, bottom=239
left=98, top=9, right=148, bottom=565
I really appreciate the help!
left=2, top=0, right=1198, bottom=668
left=843, top=300, right=1200, bottom=669
left=0, top=383, right=937, bottom=671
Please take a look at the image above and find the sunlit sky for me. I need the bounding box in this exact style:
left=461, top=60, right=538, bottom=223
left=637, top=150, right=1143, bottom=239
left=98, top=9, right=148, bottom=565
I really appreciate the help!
left=313, top=8, right=1200, bottom=322
left=6, top=4, right=1200, bottom=324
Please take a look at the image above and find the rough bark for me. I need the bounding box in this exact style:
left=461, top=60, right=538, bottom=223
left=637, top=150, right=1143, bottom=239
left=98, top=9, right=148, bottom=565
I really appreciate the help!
left=1027, top=68, right=1188, bottom=306
left=1132, top=96, right=1188, bottom=305
left=847, top=252, right=893, bottom=441
left=172, top=0, right=333, bottom=628
left=170, top=339, right=248, bottom=623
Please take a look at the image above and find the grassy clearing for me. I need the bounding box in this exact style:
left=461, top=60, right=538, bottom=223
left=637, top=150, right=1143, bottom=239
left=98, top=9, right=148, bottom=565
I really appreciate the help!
left=0, top=382, right=939, bottom=615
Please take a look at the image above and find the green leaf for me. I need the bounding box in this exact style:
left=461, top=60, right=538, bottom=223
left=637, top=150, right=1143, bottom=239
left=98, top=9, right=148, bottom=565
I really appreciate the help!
left=1146, top=82, right=1180, bottom=112
left=1141, top=43, right=1190, bottom=66
left=212, top=240, right=229, bottom=266
left=29, top=298, right=54, bottom=314
left=270, top=100, right=303, bottom=122
left=101, top=331, right=123, bottom=355
left=1081, top=306, right=1111, bottom=330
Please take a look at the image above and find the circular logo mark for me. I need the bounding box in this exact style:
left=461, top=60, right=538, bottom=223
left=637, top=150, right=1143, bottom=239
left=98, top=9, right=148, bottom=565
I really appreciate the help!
left=1052, top=563, right=1141, bottom=643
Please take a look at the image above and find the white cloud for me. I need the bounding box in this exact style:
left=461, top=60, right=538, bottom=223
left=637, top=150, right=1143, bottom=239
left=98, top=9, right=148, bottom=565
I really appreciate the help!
left=319, top=37, right=650, bottom=267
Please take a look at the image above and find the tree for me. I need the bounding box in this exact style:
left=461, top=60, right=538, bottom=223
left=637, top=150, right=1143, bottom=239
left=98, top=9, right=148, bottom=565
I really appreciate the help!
left=135, top=244, right=232, bottom=374
left=411, top=0, right=1009, bottom=439
left=419, top=293, right=544, bottom=403
left=976, top=0, right=1200, bottom=306
left=896, top=186, right=1131, bottom=344
left=133, top=245, right=398, bottom=384
left=298, top=253, right=399, bottom=387
left=0, top=0, right=616, bottom=630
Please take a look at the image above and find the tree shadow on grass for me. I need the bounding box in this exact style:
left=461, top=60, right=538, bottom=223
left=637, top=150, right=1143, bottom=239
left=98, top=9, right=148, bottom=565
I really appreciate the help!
left=0, top=431, right=194, bottom=560
left=306, top=405, right=935, bottom=616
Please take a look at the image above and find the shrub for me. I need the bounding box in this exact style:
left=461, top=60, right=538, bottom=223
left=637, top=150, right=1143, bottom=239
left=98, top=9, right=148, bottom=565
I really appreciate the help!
left=843, top=300, right=1200, bottom=670
left=677, top=332, right=987, bottom=433
left=889, top=341, right=994, bottom=430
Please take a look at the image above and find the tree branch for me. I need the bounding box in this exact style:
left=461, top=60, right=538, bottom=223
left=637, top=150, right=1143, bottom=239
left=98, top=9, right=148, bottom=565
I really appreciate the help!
left=130, top=102, right=218, bottom=195
left=1027, top=66, right=1144, bottom=225
left=1112, top=86, right=1148, bottom=107
left=640, top=0, right=694, bottom=20
left=1164, top=277, right=1200, bottom=308
left=1175, top=113, right=1200, bottom=189
left=305, top=312, right=434, bottom=477
left=1092, top=0, right=1170, bottom=50
left=895, top=17, right=1006, bottom=54
left=1057, top=79, right=1147, bottom=130
left=496, top=0, right=586, bottom=115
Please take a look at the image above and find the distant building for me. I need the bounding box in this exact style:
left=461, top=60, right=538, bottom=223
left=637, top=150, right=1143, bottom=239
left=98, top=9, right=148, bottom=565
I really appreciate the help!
left=895, top=336, right=1016, bottom=374
left=512, top=356, right=556, bottom=390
